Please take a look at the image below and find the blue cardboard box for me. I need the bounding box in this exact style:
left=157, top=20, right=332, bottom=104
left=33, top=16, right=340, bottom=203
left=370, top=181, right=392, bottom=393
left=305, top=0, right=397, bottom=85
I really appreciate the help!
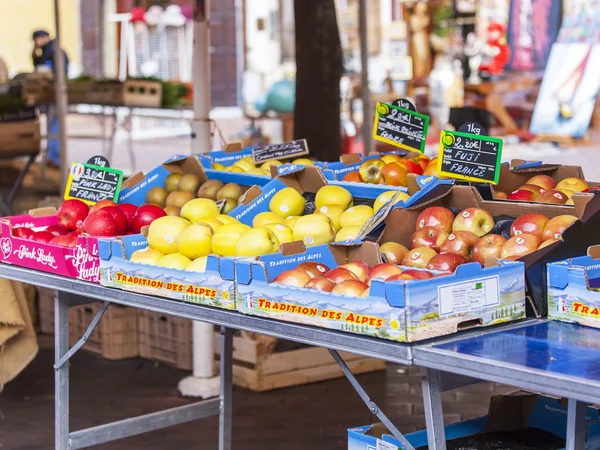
left=235, top=240, right=525, bottom=342
left=98, top=232, right=236, bottom=310
left=547, top=246, right=600, bottom=328
left=118, top=155, right=269, bottom=206
left=196, top=143, right=255, bottom=168
left=348, top=392, right=600, bottom=450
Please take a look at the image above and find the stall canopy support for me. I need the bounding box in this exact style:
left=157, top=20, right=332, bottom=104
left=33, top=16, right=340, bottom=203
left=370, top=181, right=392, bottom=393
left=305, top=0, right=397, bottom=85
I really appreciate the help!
left=328, top=349, right=416, bottom=450
left=566, top=399, right=588, bottom=450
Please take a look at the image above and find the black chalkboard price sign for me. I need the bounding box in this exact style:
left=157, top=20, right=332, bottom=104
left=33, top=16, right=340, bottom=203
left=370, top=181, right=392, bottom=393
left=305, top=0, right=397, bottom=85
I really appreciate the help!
left=372, top=99, right=429, bottom=153
left=64, top=162, right=124, bottom=205
left=251, top=139, right=309, bottom=164
left=437, top=122, right=503, bottom=184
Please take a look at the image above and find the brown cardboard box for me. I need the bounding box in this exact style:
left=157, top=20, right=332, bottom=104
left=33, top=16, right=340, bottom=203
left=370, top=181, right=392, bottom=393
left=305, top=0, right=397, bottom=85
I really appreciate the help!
left=0, top=120, right=41, bottom=153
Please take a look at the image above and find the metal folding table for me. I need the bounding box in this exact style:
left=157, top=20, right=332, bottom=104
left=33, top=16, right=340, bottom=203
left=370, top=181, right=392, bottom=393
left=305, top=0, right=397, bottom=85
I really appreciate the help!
left=0, top=263, right=595, bottom=450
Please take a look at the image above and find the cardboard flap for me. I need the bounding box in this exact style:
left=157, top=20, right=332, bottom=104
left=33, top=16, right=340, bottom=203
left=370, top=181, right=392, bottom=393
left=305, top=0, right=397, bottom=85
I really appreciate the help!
left=238, top=185, right=263, bottom=206
left=484, top=256, right=500, bottom=268
left=224, top=142, right=243, bottom=153
left=340, top=153, right=363, bottom=164
left=219, top=256, right=235, bottom=281
left=28, top=207, right=58, bottom=217
left=122, top=171, right=145, bottom=189
left=280, top=241, right=307, bottom=257
left=509, top=159, right=560, bottom=172
left=572, top=192, right=594, bottom=217
left=278, top=165, right=328, bottom=193
left=547, top=261, right=571, bottom=289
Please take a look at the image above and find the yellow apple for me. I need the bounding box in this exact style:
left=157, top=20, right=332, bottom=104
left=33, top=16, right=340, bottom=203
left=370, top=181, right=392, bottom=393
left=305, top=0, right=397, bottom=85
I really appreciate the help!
left=335, top=226, right=363, bottom=242
left=555, top=178, right=589, bottom=193
left=194, top=218, right=223, bottom=233
left=213, top=163, right=226, bottom=171
left=147, top=216, right=190, bottom=254
left=236, top=227, right=281, bottom=256
left=186, top=256, right=208, bottom=273
left=180, top=198, right=219, bottom=222
left=253, top=211, right=286, bottom=228
left=315, top=185, right=353, bottom=210
left=292, top=158, right=314, bottom=165
left=380, top=154, right=402, bottom=164
left=261, top=160, right=282, bottom=170
left=129, top=247, right=164, bottom=265
left=211, top=223, right=252, bottom=256
left=373, top=190, right=411, bottom=212
left=316, top=204, right=345, bottom=231
left=157, top=253, right=192, bottom=270
left=340, top=205, right=373, bottom=228
left=233, top=159, right=255, bottom=172
left=229, top=166, right=245, bottom=173
left=215, top=214, right=239, bottom=225
left=176, top=223, right=213, bottom=260
left=284, top=215, right=301, bottom=228
left=269, top=187, right=306, bottom=217
left=292, top=215, right=336, bottom=246
left=264, top=223, right=294, bottom=244
left=248, top=168, right=268, bottom=176
left=558, top=188, right=575, bottom=199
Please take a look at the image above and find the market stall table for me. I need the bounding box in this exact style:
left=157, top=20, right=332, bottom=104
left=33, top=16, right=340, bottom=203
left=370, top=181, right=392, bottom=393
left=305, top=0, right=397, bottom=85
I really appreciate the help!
left=0, top=262, right=594, bottom=450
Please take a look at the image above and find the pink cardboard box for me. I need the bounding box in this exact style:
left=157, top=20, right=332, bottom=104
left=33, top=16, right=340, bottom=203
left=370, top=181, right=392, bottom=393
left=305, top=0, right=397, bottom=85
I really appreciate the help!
left=0, top=209, right=101, bottom=282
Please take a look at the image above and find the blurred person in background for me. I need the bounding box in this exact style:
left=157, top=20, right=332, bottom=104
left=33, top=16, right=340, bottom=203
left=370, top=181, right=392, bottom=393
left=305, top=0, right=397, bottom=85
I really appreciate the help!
left=32, top=30, right=69, bottom=74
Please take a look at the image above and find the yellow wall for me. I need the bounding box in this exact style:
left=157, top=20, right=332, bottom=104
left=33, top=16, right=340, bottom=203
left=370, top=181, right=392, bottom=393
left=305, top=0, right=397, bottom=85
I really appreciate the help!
left=0, top=0, right=80, bottom=76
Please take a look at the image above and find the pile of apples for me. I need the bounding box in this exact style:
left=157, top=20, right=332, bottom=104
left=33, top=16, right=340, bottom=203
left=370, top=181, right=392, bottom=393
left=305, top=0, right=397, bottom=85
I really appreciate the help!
left=211, top=156, right=314, bottom=176
left=494, top=175, right=590, bottom=204
left=11, top=199, right=167, bottom=248
left=271, top=260, right=440, bottom=297
left=342, top=154, right=437, bottom=186
left=379, top=206, right=578, bottom=272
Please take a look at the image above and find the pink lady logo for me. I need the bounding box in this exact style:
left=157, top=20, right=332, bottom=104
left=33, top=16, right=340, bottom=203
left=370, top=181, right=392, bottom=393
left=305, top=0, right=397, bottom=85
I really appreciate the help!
left=516, top=237, right=525, bottom=245
left=419, top=219, right=425, bottom=228
left=410, top=252, right=421, bottom=260
left=0, top=237, right=12, bottom=259
left=554, top=193, right=563, bottom=200
left=317, top=264, right=326, bottom=273
left=14, top=245, right=58, bottom=269
left=462, top=211, right=471, bottom=218
left=447, top=234, right=456, bottom=241
left=65, top=245, right=99, bottom=280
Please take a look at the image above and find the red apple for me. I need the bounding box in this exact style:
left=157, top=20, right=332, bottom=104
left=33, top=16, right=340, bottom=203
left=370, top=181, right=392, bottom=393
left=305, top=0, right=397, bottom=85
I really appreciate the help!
left=297, top=261, right=330, bottom=278
left=510, top=213, right=550, bottom=239
left=440, top=231, right=479, bottom=260
left=332, top=280, right=369, bottom=297
left=45, top=224, right=69, bottom=236
left=367, top=263, right=403, bottom=284
left=31, top=231, right=55, bottom=243
left=539, top=238, right=561, bottom=249
left=409, top=227, right=449, bottom=252
left=501, top=234, right=540, bottom=259
left=402, top=247, right=438, bottom=268
left=50, top=234, right=77, bottom=248
left=398, top=159, right=424, bottom=175
left=90, top=199, right=117, bottom=213
left=379, top=242, right=409, bottom=264
left=527, top=174, right=556, bottom=191
left=82, top=210, right=120, bottom=237
left=381, top=162, right=409, bottom=187
left=542, top=215, right=578, bottom=241
left=57, top=199, right=89, bottom=231
left=132, top=204, right=167, bottom=233
left=102, top=206, right=129, bottom=235
left=517, top=184, right=546, bottom=197
left=387, top=273, right=415, bottom=281
left=537, top=190, right=568, bottom=204
left=427, top=253, right=467, bottom=272
left=415, top=206, right=455, bottom=233
left=401, top=269, right=434, bottom=279
left=273, top=269, right=312, bottom=287
left=325, top=267, right=359, bottom=284
left=12, top=227, right=34, bottom=239
left=116, top=203, right=138, bottom=231
left=556, top=177, right=589, bottom=193
left=304, top=277, right=336, bottom=292
left=340, top=261, right=370, bottom=282
left=507, top=190, right=537, bottom=201
left=452, top=208, right=495, bottom=237
left=472, top=234, right=507, bottom=265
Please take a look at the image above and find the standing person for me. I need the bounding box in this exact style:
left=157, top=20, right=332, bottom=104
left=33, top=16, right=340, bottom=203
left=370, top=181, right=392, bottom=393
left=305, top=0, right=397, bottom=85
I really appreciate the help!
left=32, top=30, right=69, bottom=166
left=32, top=30, right=69, bottom=74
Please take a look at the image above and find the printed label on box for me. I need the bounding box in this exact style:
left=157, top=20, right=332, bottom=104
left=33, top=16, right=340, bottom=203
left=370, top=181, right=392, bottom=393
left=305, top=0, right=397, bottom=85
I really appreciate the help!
left=376, top=439, right=399, bottom=450
left=438, top=276, right=499, bottom=316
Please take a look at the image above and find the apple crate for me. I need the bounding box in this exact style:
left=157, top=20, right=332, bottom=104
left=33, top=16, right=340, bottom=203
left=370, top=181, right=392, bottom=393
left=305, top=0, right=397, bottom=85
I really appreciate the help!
left=69, top=302, right=138, bottom=360
left=213, top=331, right=386, bottom=392
left=138, top=310, right=193, bottom=370
left=37, top=287, right=55, bottom=334
left=0, top=120, right=41, bottom=152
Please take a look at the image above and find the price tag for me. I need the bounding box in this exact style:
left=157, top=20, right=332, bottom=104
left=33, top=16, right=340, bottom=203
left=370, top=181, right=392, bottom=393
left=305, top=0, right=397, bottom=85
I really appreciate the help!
left=64, top=162, right=124, bottom=205
left=437, top=122, right=503, bottom=184
left=252, top=139, right=309, bottom=164
left=372, top=99, right=429, bottom=153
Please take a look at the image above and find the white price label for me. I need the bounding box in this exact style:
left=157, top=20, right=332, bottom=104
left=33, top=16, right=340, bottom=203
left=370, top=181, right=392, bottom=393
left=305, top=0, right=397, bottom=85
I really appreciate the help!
left=438, top=276, right=499, bottom=316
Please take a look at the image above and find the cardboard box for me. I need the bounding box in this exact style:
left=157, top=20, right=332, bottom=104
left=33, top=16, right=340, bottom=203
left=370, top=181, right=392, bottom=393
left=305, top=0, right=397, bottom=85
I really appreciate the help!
left=0, top=120, right=40, bottom=152
left=197, top=142, right=256, bottom=169
left=228, top=166, right=445, bottom=228
left=314, top=152, right=425, bottom=181
left=235, top=240, right=525, bottom=342
left=547, top=245, right=600, bottom=328
left=0, top=209, right=140, bottom=283
left=87, top=80, right=162, bottom=107
left=404, top=183, right=600, bottom=317
left=348, top=392, right=600, bottom=450
left=98, top=232, right=236, bottom=309
left=118, top=155, right=270, bottom=206
left=475, top=159, right=600, bottom=200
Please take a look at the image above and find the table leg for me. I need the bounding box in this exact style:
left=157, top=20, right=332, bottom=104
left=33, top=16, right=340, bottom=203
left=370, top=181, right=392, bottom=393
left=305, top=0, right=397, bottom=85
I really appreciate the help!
left=421, top=368, right=447, bottom=450
left=566, top=399, right=587, bottom=450
left=484, top=93, right=518, bottom=135
left=219, top=327, right=233, bottom=450
left=55, top=291, right=71, bottom=450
